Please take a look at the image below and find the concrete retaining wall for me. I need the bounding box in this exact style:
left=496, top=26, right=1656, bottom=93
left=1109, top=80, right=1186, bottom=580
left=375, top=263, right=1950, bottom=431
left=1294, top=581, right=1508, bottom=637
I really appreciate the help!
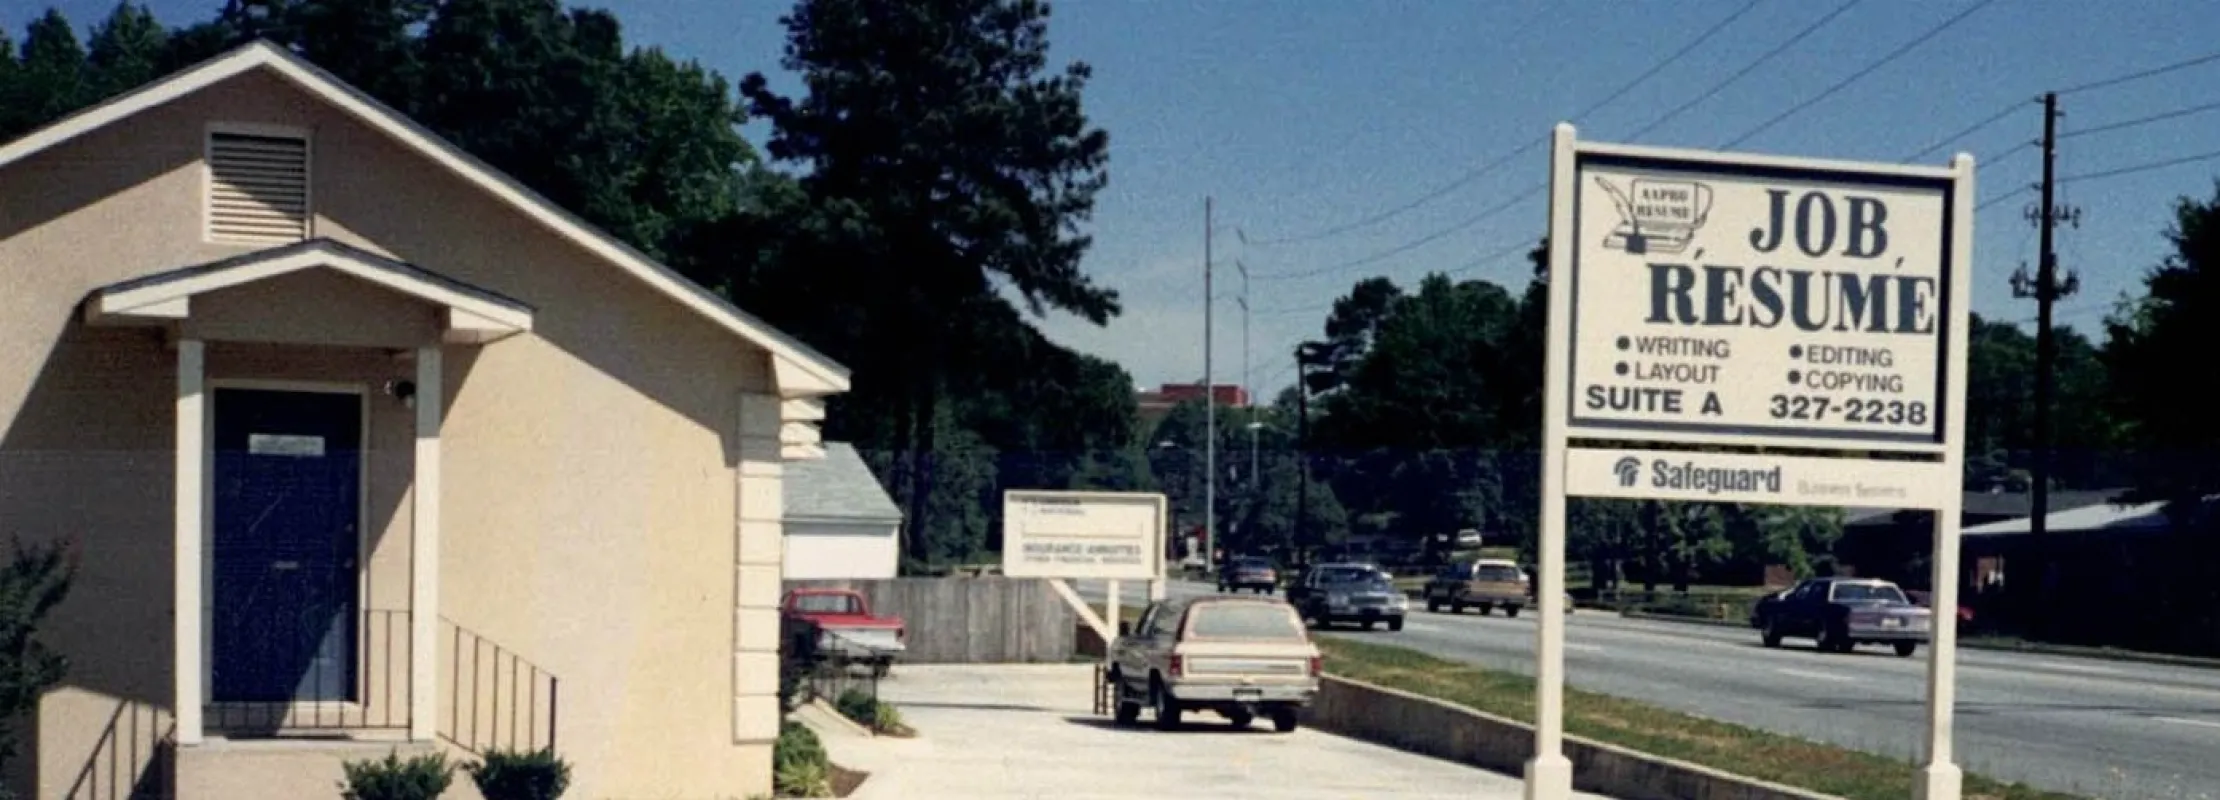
left=784, top=578, right=1075, bottom=663
left=1301, top=676, right=1841, bottom=800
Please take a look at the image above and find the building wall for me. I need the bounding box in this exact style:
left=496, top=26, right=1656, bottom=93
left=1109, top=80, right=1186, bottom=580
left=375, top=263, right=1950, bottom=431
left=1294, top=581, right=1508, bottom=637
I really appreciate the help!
left=783, top=521, right=901, bottom=580
left=0, top=68, right=785, bottom=798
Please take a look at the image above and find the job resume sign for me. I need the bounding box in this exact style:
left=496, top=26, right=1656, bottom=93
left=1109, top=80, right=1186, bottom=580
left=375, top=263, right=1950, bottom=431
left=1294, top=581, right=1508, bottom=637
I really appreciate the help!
left=1568, top=152, right=1954, bottom=452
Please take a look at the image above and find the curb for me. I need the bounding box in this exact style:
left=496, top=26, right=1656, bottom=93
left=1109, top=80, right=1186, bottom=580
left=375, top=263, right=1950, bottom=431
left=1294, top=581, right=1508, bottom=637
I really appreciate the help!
left=798, top=698, right=879, bottom=738
left=1618, top=610, right=2220, bottom=669
left=1304, top=675, right=1841, bottom=800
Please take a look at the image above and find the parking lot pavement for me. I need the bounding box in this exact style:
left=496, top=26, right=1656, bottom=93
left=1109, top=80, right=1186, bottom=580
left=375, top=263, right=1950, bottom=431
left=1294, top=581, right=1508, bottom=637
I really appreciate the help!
left=828, top=663, right=1613, bottom=800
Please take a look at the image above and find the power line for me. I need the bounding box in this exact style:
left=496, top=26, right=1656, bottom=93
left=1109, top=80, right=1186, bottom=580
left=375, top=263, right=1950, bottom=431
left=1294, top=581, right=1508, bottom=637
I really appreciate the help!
left=1901, top=102, right=2023, bottom=162
left=2056, top=50, right=2220, bottom=96
left=1978, top=186, right=2030, bottom=213
left=2063, top=99, right=2220, bottom=140
left=2060, top=147, right=2220, bottom=184
left=1627, top=0, right=1867, bottom=142
left=1723, top=0, right=1998, bottom=149
left=1251, top=184, right=1544, bottom=282
left=1245, top=0, right=1762, bottom=247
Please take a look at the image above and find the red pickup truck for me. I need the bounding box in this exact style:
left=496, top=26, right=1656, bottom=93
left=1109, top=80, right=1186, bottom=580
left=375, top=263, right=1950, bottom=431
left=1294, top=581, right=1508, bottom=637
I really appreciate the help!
left=780, top=588, right=906, bottom=676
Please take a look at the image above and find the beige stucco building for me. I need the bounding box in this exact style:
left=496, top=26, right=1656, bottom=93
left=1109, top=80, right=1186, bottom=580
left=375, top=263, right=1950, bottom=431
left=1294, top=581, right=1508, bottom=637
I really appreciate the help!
left=0, top=41, right=846, bottom=799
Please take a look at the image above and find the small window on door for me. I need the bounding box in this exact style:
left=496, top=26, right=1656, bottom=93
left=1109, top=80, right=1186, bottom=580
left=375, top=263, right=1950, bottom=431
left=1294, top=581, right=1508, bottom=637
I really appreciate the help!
left=206, top=126, right=311, bottom=244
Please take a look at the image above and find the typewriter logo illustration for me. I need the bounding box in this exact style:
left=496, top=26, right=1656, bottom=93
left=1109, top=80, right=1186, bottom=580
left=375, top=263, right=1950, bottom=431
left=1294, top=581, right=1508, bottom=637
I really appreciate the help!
left=1594, top=177, right=1713, bottom=255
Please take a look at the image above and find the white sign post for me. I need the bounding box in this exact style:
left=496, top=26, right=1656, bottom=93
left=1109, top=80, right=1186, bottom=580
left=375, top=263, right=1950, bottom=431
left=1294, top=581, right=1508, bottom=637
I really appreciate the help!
left=1002, top=490, right=1168, bottom=650
left=1534, top=123, right=1973, bottom=800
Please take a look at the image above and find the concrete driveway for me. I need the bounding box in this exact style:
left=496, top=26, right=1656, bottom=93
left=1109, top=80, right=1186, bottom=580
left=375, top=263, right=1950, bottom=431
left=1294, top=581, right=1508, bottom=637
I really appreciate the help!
left=815, top=663, right=1612, bottom=800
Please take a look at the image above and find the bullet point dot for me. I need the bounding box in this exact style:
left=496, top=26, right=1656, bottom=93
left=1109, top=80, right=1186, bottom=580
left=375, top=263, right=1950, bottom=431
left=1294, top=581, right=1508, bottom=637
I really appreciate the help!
left=1789, top=345, right=1804, bottom=359
left=1617, top=336, right=1631, bottom=351
left=1615, top=362, right=1629, bottom=376
left=1788, top=370, right=1802, bottom=384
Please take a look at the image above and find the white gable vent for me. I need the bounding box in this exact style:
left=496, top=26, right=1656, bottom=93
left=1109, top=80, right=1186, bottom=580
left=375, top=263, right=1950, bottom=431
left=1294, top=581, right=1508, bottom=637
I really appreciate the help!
left=205, top=128, right=311, bottom=244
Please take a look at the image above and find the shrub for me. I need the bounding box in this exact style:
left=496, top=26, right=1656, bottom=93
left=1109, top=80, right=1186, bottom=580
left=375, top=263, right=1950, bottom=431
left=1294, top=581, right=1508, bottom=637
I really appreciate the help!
left=0, top=539, right=76, bottom=779
left=832, top=688, right=904, bottom=734
left=464, top=747, right=571, bottom=800
left=340, top=750, right=454, bottom=800
left=772, top=721, right=831, bottom=798
left=775, top=760, right=832, bottom=798
left=832, top=688, right=877, bottom=726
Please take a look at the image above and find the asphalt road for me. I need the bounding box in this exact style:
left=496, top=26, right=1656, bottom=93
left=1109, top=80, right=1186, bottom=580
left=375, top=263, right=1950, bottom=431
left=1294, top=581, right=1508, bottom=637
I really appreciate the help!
left=1081, top=579, right=2220, bottom=800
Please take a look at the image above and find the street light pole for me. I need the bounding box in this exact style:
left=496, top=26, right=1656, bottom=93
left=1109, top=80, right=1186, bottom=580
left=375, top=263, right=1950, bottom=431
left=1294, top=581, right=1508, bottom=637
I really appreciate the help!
left=1204, top=197, right=1218, bottom=569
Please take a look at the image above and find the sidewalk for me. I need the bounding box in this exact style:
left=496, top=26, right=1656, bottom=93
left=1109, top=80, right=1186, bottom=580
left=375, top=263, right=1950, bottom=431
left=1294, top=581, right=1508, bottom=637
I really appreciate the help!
left=806, top=663, right=1611, bottom=800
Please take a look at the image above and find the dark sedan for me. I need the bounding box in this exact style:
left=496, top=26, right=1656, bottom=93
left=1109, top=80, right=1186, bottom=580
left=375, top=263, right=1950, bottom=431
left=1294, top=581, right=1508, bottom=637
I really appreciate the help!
left=1286, top=563, right=1408, bottom=631
left=1751, top=577, right=1933, bottom=656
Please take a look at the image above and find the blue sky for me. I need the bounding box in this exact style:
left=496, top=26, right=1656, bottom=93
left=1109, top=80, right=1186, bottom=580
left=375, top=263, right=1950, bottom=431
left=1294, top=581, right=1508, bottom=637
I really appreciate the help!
left=16, top=0, right=2220, bottom=398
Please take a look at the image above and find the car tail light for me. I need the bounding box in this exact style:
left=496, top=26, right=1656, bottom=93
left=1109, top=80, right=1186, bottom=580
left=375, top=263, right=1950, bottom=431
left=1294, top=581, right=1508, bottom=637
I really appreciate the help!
left=1169, top=654, right=1184, bottom=678
left=1308, top=655, right=1323, bottom=677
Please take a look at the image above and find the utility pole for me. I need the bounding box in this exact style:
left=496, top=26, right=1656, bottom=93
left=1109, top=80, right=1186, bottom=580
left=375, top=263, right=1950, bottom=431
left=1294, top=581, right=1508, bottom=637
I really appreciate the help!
left=1204, top=197, right=1218, bottom=570
left=2010, top=91, right=2081, bottom=626
left=1294, top=347, right=1310, bottom=561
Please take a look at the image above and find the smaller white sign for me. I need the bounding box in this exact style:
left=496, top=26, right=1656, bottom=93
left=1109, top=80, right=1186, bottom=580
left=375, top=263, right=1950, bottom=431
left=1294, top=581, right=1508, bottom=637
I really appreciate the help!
left=1565, top=447, right=1951, bottom=509
left=1001, top=491, right=1166, bottom=581
left=248, top=433, right=325, bottom=458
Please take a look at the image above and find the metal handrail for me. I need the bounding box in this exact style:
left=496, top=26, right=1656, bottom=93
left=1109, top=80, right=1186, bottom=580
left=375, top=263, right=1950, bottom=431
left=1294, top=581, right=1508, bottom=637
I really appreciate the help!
left=438, top=618, right=560, bottom=754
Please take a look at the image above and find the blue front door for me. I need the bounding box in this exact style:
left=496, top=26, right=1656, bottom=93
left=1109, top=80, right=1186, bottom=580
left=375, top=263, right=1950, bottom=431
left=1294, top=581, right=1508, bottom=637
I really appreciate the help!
left=210, top=388, right=362, bottom=703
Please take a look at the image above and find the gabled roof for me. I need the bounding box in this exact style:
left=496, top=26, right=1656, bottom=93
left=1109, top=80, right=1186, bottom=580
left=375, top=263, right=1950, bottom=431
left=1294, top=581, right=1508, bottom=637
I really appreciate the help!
left=86, top=237, right=533, bottom=344
left=0, top=40, right=847, bottom=398
left=783, top=442, right=903, bottom=526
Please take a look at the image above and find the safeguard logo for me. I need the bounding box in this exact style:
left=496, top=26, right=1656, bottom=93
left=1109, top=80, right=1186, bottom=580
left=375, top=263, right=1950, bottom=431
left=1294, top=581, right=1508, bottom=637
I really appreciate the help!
left=1607, top=453, right=1784, bottom=496
left=1612, top=456, right=1642, bottom=488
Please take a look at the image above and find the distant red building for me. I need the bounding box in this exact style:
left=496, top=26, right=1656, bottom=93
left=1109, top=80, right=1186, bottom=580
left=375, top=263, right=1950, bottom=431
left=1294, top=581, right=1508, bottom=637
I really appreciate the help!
left=1135, top=382, right=1250, bottom=437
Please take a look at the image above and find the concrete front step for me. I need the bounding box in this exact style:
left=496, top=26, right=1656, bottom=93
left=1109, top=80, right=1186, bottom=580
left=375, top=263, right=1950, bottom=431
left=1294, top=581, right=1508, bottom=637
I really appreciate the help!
left=175, top=736, right=487, bottom=799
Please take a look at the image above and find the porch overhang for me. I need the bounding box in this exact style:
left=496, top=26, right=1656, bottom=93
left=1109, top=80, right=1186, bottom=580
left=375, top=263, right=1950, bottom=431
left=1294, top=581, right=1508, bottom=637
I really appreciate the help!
left=84, top=238, right=535, bottom=345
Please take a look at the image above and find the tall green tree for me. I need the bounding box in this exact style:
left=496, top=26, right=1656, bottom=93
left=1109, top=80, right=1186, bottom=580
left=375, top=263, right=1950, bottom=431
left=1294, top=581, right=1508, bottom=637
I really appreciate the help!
left=739, top=0, right=1117, bottom=557
left=85, top=3, right=169, bottom=103
left=2105, top=183, right=2220, bottom=501
left=16, top=9, right=89, bottom=129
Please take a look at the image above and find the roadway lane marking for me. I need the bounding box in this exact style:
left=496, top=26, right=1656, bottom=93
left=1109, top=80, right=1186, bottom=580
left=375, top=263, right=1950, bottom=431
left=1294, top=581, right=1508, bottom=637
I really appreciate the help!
left=2154, top=716, right=2220, bottom=731
left=1566, top=642, right=1604, bottom=653
left=1774, top=667, right=1857, bottom=683
left=2030, top=660, right=2123, bottom=675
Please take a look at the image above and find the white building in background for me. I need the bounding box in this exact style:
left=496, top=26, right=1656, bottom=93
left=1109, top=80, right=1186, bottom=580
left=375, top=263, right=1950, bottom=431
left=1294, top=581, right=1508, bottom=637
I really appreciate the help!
left=784, top=441, right=905, bottom=579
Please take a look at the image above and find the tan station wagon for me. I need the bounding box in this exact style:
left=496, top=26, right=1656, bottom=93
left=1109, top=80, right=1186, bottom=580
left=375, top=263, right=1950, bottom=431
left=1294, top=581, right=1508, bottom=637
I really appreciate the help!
left=1423, top=558, right=1531, bottom=616
left=1107, top=596, right=1322, bottom=732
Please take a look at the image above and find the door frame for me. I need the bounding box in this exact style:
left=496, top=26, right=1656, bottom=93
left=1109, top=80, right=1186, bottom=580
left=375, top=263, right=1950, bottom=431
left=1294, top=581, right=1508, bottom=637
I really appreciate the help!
left=201, top=379, right=372, bottom=708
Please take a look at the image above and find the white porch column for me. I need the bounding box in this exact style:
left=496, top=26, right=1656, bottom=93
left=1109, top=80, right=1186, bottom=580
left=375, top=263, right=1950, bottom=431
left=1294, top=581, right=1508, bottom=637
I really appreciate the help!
left=733, top=393, right=785, bottom=744
left=409, top=345, right=442, bottom=741
left=174, top=339, right=206, bottom=746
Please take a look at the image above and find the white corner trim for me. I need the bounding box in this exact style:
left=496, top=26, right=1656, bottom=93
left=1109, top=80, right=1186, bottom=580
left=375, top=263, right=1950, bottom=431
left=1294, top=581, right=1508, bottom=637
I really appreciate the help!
left=781, top=443, right=827, bottom=461
left=779, top=397, right=826, bottom=423
left=0, top=42, right=848, bottom=393
left=91, top=245, right=533, bottom=340
left=779, top=421, right=822, bottom=448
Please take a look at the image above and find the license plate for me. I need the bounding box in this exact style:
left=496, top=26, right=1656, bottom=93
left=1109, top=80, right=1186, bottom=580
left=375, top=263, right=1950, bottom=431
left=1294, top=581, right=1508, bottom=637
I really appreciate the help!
left=1234, top=688, right=1263, bottom=701
left=1883, top=618, right=1901, bottom=628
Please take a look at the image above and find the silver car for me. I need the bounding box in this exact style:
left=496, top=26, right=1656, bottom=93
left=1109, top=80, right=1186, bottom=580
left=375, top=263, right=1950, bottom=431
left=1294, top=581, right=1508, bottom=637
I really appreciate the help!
left=1107, top=596, right=1322, bottom=732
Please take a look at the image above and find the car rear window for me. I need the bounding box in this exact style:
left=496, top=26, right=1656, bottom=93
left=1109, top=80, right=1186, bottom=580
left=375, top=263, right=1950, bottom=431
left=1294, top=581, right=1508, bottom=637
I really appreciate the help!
left=1832, top=583, right=1907, bottom=603
left=790, top=594, right=861, bottom=614
left=1186, top=603, right=1304, bottom=640
left=1475, top=565, right=1524, bottom=582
